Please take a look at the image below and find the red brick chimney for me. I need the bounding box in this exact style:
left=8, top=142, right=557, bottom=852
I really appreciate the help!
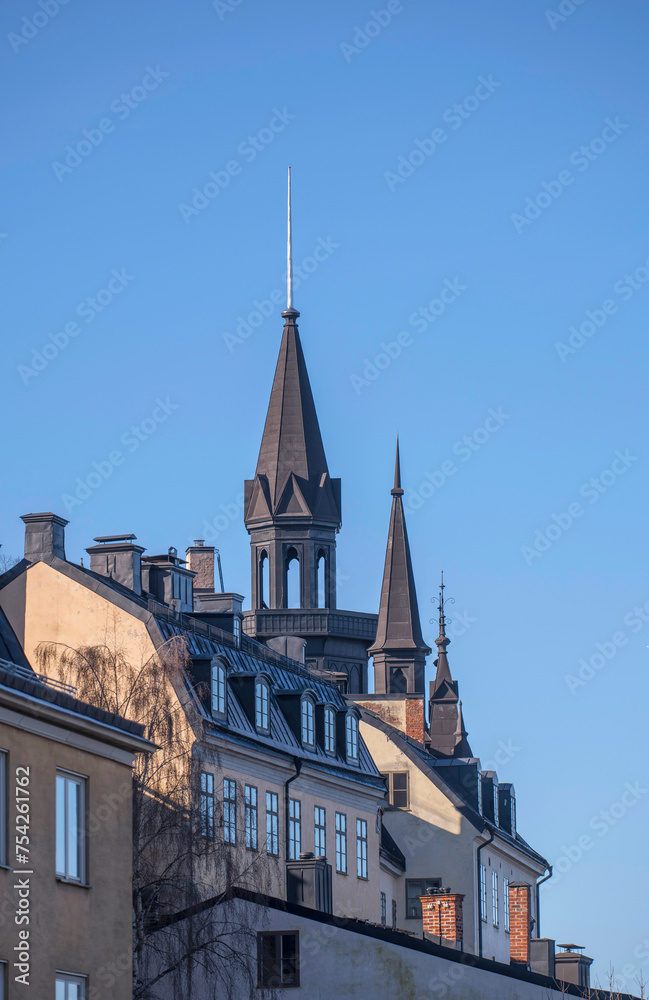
left=509, top=882, right=531, bottom=966
left=405, top=696, right=425, bottom=744
left=420, top=891, right=464, bottom=945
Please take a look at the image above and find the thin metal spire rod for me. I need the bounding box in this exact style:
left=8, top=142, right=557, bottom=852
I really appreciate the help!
left=287, top=166, right=293, bottom=310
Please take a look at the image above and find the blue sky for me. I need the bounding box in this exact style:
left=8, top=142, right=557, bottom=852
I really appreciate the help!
left=2, top=0, right=649, bottom=984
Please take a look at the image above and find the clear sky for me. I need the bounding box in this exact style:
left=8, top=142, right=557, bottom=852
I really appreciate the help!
left=2, top=0, right=649, bottom=985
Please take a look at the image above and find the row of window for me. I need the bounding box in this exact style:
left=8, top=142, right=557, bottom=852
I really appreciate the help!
left=479, top=865, right=510, bottom=931
left=200, top=774, right=369, bottom=877
left=211, top=663, right=359, bottom=760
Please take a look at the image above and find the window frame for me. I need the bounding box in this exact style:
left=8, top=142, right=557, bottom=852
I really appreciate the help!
left=200, top=771, right=214, bottom=838
left=335, top=812, right=347, bottom=874
left=265, top=791, right=279, bottom=856
left=356, top=818, right=368, bottom=880
left=55, top=770, right=86, bottom=883
left=288, top=798, right=301, bottom=860
left=211, top=660, right=227, bottom=717
left=345, top=713, right=359, bottom=762
left=492, top=870, right=499, bottom=927
left=245, top=784, right=258, bottom=850
left=301, top=697, right=315, bottom=749
left=255, top=678, right=270, bottom=734
left=382, top=771, right=409, bottom=809
left=223, top=778, right=237, bottom=844
left=503, top=876, right=510, bottom=933
left=405, top=877, right=442, bottom=919
left=257, top=931, right=300, bottom=988
left=380, top=891, right=387, bottom=926
left=55, top=972, right=87, bottom=999
left=323, top=706, right=336, bottom=756
left=314, top=806, right=326, bottom=857
left=391, top=898, right=398, bottom=929
left=479, top=863, right=487, bottom=922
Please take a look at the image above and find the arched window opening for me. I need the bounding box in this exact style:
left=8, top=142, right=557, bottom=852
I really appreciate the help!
left=285, top=547, right=300, bottom=609
left=259, top=551, right=269, bottom=609
left=316, top=551, right=326, bottom=608
left=391, top=668, right=407, bottom=694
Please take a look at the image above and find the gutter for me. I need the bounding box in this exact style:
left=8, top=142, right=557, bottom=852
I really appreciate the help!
left=476, top=827, right=495, bottom=958
left=535, top=866, right=553, bottom=937
left=284, top=756, right=302, bottom=860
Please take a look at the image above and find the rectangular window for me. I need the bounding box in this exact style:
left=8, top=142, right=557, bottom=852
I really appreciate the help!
left=503, top=876, right=510, bottom=932
left=255, top=681, right=269, bottom=731
left=382, top=771, right=409, bottom=808
left=56, top=771, right=86, bottom=882
left=257, top=931, right=299, bottom=988
left=406, top=878, right=441, bottom=919
left=479, top=864, right=487, bottom=922
left=288, top=799, right=301, bottom=860
left=492, top=870, right=499, bottom=926
left=380, top=891, right=387, bottom=926
left=335, top=812, right=347, bottom=873
left=345, top=714, right=358, bottom=760
left=200, top=771, right=214, bottom=838
left=301, top=699, right=315, bottom=748
left=266, top=792, right=279, bottom=855
left=211, top=662, right=226, bottom=716
left=245, top=785, right=258, bottom=849
left=223, top=778, right=236, bottom=844
left=0, top=751, right=6, bottom=866
left=314, top=806, right=326, bottom=857
left=391, top=899, right=397, bottom=929
left=56, top=973, right=86, bottom=999
left=356, top=818, right=368, bottom=879
left=324, top=708, right=335, bottom=754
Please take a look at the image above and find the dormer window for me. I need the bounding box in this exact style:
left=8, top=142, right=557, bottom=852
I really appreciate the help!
left=345, top=713, right=358, bottom=762
left=301, top=697, right=315, bottom=749
left=211, top=660, right=226, bottom=717
left=324, top=707, right=335, bottom=755
left=255, top=678, right=270, bottom=733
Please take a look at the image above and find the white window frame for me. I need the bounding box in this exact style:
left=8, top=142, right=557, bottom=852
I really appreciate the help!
left=335, top=812, right=347, bottom=873
left=288, top=798, right=301, bottom=860
left=255, top=679, right=270, bottom=733
left=223, top=778, right=236, bottom=844
left=245, top=785, right=258, bottom=850
left=345, top=713, right=358, bottom=762
left=211, top=661, right=226, bottom=717
left=323, top=707, right=335, bottom=755
left=56, top=770, right=86, bottom=883
left=503, top=876, right=510, bottom=932
left=479, top=863, right=487, bottom=922
left=314, top=806, right=326, bottom=857
left=356, top=818, right=368, bottom=879
left=200, top=771, right=214, bottom=838
left=301, top=698, right=315, bottom=749
left=492, top=870, right=499, bottom=927
left=56, top=972, right=87, bottom=999
left=266, top=791, right=279, bottom=856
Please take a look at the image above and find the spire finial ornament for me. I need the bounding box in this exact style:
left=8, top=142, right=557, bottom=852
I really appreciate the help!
left=391, top=436, right=404, bottom=497
left=287, top=166, right=293, bottom=311
left=435, top=570, right=451, bottom=655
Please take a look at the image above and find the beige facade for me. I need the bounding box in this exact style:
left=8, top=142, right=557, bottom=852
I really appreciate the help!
left=0, top=662, right=150, bottom=1000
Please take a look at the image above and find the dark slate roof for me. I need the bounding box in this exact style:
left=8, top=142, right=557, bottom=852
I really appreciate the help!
left=0, top=606, right=30, bottom=667
left=368, top=441, right=431, bottom=657
left=244, top=311, right=341, bottom=525
left=154, top=617, right=384, bottom=791
left=0, top=657, right=147, bottom=739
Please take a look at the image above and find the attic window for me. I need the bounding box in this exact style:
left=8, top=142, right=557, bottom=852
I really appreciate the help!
left=323, top=707, right=335, bottom=755
left=211, top=661, right=226, bottom=717
left=301, top=697, right=315, bottom=749
left=345, top=713, right=358, bottom=762
left=255, top=679, right=270, bottom=734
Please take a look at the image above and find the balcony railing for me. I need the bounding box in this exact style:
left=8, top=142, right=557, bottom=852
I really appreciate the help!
left=242, top=608, right=378, bottom=640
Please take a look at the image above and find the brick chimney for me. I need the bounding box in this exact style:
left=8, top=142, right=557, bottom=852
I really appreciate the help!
left=21, top=512, right=68, bottom=562
left=405, top=696, right=425, bottom=744
left=509, top=882, right=531, bottom=967
left=420, top=890, right=464, bottom=945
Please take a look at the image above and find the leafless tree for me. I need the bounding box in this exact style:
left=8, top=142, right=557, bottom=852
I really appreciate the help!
left=38, top=629, right=277, bottom=1000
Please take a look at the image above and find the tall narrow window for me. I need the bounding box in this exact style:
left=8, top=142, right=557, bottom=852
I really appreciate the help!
left=257, top=931, right=299, bottom=988
left=0, top=751, right=7, bottom=866
left=382, top=771, right=409, bottom=808
left=479, top=864, right=487, bottom=922
left=380, top=892, right=387, bottom=926
left=211, top=661, right=226, bottom=716
left=200, top=771, right=214, bottom=838
left=259, top=551, right=269, bottom=609
left=503, top=877, right=510, bottom=932
left=391, top=899, right=397, bottom=929
left=245, top=785, right=258, bottom=849
left=266, top=792, right=279, bottom=856
left=223, top=778, right=236, bottom=844
left=56, top=974, right=86, bottom=999
left=286, top=548, right=300, bottom=609
left=56, top=771, right=86, bottom=882
left=301, top=698, right=315, bottom=748
left=335, top=812, right=347, bottom=873
left=316, top=552, right=326, bottom=608
left=288, top=798, right=301, bottom=860
left=324, top=707, right=335, bottom=755
left=314, top=806, right=326, bottom=857
left=492, top=870, right=499, bottom=927
left=345, top=714, right=358, bottom=761
left=356, top=819, right=368, bottom=879
left=255, top=679, right=270, bottom=733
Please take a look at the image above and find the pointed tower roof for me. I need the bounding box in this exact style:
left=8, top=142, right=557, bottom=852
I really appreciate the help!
left=244, top=170, right=341, bottom=527
left=368, top=439, right=431, bottom=661
left=428, top=573, right=472, bottom=757
left=431, top=570, right=453, bottom=694
left=453, top=700, right=472, bottom=758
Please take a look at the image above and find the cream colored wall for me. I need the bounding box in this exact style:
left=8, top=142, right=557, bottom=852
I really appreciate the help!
left=0, top=719, right=134, bottom=1000
left=478, top=842, right=541, bottom=964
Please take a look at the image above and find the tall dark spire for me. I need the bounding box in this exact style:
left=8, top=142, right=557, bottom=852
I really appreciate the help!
left=369, top=439, right=431, bottom=695
left=428, top=573, right=472, bottom=757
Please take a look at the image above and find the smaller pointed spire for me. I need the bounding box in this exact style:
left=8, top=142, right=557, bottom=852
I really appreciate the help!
left=453, top=700, right=472, bottom=758
left=392, top=436, right=403, bottom=496
left=432, top=571, right=452, bottom=692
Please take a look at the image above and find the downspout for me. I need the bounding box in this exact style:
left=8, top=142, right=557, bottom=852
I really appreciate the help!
left=535, top=866, right=553, bottom=937
left=476, top=827, right=494, bottom=958
left=284, top=756, right=303, bottom=860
